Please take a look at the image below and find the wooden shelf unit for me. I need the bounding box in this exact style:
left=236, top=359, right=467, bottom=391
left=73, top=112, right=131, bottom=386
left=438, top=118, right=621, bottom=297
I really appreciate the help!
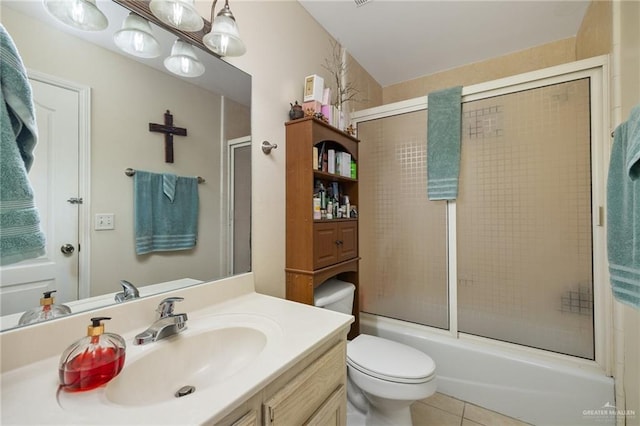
left=285, top=117, right=360, bottom=339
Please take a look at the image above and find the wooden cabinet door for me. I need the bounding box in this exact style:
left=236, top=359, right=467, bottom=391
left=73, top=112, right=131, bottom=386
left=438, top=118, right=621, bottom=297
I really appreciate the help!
left=304, top=385, right=346, bottom=426
left=230, top=410, right=257, bottom=426
left=263, top=342, right=346, bottom=426
left=314, top=222, right=339, bottom=269
left=337, top=222, right=357, bottom=263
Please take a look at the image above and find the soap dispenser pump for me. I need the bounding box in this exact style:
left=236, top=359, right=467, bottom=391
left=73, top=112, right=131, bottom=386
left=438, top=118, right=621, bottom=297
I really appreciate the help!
left=59, top=317, right=126, bottom=392
left=18, top=290, right=71, bottom=326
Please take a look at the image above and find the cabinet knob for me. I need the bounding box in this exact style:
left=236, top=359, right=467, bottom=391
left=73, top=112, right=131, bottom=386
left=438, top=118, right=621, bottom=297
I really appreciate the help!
left=335, top=240, right=343, bottom=246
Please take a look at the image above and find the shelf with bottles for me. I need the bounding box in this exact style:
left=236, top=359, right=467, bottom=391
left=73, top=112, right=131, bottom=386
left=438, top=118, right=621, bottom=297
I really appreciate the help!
left=313, top=179, right=358, bottom=221
left=313, top=141, right=357, bottom=180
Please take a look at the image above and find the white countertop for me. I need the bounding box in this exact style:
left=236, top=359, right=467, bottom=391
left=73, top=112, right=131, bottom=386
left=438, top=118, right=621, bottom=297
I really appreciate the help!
left=0, top=275, right=353, bottom=425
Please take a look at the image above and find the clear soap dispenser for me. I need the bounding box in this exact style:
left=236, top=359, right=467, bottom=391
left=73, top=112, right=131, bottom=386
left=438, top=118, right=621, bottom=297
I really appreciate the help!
left=18, top=290, right=71, bottom=326
left=58, top=317, right=126, bottom=392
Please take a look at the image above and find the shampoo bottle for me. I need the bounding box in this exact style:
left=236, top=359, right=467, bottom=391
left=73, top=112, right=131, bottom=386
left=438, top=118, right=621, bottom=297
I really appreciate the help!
left=18, top=290, right=71, bottom=326
left=58, top=317, right=126, bottom=392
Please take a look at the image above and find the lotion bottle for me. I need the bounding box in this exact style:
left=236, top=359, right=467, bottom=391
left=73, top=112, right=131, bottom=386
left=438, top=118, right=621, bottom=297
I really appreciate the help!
left=18, top=290, right=71, bottom=326
left=58, top=317, right=126, bottom=392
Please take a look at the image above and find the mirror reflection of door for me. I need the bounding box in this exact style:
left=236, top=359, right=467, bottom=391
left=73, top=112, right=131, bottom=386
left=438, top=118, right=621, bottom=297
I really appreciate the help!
left=0, top=74, right=87, bottom=315
left=229, top=137, right=251, bottom=274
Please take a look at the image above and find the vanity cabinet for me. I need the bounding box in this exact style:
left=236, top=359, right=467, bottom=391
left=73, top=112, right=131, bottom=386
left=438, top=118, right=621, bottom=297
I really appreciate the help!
left=214, top=339, right=347, bottom=426
left=263, top=340, right=346, bottom=425
left=285, top=117, right=360, bottom=338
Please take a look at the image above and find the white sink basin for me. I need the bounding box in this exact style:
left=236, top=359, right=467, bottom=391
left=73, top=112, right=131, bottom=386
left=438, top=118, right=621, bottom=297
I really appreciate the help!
left=56, top=313, right=282, bottom=413
left=106, top=326, right=267, bottom=406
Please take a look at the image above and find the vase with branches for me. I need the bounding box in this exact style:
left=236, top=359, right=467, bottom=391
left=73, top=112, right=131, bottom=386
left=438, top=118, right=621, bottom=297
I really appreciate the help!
left=322, top=39, right=360, bottom=129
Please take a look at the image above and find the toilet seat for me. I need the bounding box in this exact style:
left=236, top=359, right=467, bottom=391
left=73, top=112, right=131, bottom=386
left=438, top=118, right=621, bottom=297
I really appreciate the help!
left=347, top=335, right=436, bottom=384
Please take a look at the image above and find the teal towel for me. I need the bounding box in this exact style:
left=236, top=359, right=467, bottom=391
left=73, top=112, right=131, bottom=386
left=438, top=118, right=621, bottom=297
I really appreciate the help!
left=0, top=25, right=46, bottom=266
left=607, top=103, right=640, bottom=309
left=134, top=171, right=199, bottom=255
left=162, top=173, right=177, bottom=202
left=427, top=86, right=463, bottom=200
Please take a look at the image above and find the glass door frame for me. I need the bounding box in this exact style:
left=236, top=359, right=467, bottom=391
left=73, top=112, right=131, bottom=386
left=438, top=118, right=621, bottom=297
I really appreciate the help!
left=351, top=55, right=611, bottom=373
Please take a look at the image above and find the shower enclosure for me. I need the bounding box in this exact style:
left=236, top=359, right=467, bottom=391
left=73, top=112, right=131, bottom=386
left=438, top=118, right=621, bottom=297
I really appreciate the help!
left=352, top=57, right=609, bottom=363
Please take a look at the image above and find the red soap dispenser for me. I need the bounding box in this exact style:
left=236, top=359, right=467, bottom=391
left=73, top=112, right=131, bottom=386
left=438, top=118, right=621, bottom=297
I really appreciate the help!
left=58, top=317, right=126, bottom=392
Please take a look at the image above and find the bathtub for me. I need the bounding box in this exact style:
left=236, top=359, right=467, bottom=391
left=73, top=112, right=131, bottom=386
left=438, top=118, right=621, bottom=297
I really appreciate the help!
left=360, top=313, right=615, bottom=426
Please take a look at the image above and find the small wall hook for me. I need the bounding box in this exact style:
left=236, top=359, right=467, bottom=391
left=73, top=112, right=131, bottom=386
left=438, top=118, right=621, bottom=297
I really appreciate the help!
left=261, top=140, right=278, bottom=155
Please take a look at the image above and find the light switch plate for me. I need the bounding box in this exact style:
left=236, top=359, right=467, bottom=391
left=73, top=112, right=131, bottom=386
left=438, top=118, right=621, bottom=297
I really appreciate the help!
left=95, top=213, right=115, bottom=230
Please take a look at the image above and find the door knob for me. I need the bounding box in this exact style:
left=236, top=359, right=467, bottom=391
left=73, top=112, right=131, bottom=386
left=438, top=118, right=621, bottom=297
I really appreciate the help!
left=60, top=244, right=75, bottom=255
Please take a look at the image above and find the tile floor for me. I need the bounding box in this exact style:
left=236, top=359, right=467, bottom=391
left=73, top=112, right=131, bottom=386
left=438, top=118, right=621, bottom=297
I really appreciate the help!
left=410, top=393, right=532, bottom=426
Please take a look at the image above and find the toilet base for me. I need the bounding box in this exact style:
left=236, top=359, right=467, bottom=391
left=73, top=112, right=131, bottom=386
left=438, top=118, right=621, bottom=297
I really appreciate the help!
left=347, top=377, right=416, bottom=426
left=365, top=406, right=413, bottom=426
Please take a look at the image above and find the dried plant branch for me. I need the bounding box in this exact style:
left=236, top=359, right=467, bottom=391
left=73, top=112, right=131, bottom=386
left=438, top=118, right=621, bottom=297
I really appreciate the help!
left=321, top=39, right=362, bottom=109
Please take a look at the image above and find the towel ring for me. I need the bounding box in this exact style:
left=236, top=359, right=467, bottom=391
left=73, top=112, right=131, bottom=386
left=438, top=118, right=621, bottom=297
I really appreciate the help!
left=125, top=168, right=205, bottom=184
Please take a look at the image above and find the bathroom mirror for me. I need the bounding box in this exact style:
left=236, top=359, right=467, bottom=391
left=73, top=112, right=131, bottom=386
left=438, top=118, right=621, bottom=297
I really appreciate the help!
left=0, top=0, right=251, bottom=331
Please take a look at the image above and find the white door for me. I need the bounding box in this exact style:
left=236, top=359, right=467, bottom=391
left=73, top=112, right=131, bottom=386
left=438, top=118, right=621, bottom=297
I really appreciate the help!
left=0, top=78, right=81, bottom=315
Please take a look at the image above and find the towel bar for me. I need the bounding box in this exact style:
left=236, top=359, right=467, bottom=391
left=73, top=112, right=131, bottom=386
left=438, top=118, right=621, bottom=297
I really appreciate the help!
left=125, top=168, right=205, bottom=184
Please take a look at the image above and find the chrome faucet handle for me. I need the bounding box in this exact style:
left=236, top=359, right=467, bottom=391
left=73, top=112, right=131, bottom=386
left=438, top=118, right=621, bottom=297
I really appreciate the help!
left=115, top=280, right=140, bottom=302
left=156, top=297, right=184, bottom=318
left=120, top=280, right=140, bottom=298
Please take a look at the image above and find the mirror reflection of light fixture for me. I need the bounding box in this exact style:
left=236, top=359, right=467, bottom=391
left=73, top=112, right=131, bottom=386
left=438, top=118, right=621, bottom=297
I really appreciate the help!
left=203, top=0, right=246, bottom=57
left=164, top=39, right=205, bottom=77
left=43, top=0, right=108, bottom=31
left=113, top=13, right=161, bottom=58
left=149, top=0, right=204, bottom=32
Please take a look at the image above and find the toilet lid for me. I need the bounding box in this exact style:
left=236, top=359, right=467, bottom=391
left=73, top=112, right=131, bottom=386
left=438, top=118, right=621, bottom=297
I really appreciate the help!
left=347, top=335, right=436, bottom=384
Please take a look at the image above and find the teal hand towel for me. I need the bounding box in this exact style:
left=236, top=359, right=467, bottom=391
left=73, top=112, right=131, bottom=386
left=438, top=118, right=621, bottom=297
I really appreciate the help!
left=162, top=173, right=177, bottom=202
left=0, top=25, right=46, bottom=266
left=427, top=86, right=463, bottom=200
left=607, top=103, right=640, bottom=309
left=134, top=171, right=199, bottom=255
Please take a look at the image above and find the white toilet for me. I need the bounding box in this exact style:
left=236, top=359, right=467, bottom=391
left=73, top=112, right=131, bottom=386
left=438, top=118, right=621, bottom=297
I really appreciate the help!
left=314, top=278, right=437, bottom=426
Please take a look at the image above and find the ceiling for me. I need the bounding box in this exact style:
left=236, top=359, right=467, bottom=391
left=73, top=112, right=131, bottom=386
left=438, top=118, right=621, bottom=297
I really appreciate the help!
left=298, top=0, right=590, bottom=87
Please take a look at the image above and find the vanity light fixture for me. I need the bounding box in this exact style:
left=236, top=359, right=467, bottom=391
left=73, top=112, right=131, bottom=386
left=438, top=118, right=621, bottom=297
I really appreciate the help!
left=113, top=13, right=161, bottom=58
left=164, top=39, right=205, bottom=78
left=149, top=0, right=204, bottom=32
left=43, top=0, right=108, bottom=31
left=203, top=0, right=246, bottom=57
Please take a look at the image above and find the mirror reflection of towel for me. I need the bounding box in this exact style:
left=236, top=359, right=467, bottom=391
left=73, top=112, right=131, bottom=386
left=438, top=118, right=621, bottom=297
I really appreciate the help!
left=0, top=24, right=46, bottom=266
left=134, top=171, right=198, bottom=255
left=162, top=173, right=177, bottom=202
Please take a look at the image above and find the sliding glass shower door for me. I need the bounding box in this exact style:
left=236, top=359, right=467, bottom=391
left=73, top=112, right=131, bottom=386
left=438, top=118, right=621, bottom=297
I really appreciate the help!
left=457, top=78, right=594, bottom=359
left=356, top=71, right=598, bottom=360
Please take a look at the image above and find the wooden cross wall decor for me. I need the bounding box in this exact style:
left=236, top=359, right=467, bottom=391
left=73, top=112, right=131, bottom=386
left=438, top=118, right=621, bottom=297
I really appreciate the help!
left=148, top=110, right=187, bottom=163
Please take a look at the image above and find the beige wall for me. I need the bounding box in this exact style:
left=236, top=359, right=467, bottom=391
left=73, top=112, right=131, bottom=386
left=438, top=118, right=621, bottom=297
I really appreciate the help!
left=576, top=0, right=612, bottom=60
left=382, top=38, right=577, bottom=104
left=201, top=0, right=382, bottom=298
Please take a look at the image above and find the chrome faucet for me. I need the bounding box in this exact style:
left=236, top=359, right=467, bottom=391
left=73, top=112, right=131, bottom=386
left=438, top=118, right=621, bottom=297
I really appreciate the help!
left=134, top=297, right=188, bottom=345
left=115, top=280, right=140, bottom=302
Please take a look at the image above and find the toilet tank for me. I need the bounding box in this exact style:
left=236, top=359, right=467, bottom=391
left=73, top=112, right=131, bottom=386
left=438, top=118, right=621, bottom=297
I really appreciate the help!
left=314, top=278, right=355, bottom=315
